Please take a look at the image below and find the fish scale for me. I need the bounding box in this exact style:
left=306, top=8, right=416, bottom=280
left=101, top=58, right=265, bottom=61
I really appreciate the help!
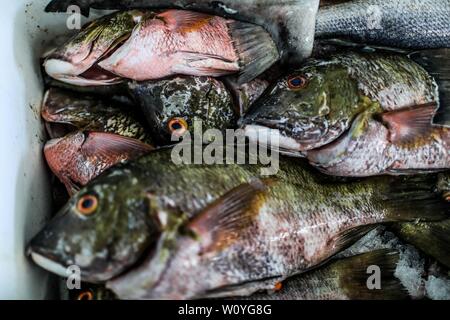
left=316, top=0, right=450, bottom=49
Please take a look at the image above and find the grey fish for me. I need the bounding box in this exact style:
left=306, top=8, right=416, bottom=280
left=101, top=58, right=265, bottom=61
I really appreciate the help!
left=44, top=0, right=321, bottom=64
left=27, top=148, right=448, bottom=298
left=316, top=0, right=450, bottom=49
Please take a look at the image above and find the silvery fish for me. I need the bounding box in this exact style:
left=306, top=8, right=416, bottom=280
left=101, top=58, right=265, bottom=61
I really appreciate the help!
left=243, top=51, right=450, bottom=176
left=27, top=148, right=448, bottom=298
left=316, top=0, right=450, bottom=49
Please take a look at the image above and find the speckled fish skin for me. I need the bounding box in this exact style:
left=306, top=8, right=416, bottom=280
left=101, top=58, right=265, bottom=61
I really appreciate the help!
left=44, top=0, right=320, bottom=63
left=45, top=153, right=441, bottom=299
left=244, top=52, right=450, bottom=176
left=127, top=76, right=267, bottom=145
left=28, top=148, right=448, bottom=294
left=42, top=88, right=153, bottom=143
left=244, top=52, right=438, bottom=151
left=44, top=11, right=143, bottom=86
left=316, top=0, right=450, bottom=49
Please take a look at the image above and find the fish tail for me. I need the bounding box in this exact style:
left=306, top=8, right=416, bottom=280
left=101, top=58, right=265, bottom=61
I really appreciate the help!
left=391, top=219, right=450, bottom=270
left=381, top=174, right=449, bottom=222
left=332, top=249, right=408, bottom=300
left=228, top=21, right=280, bottom=85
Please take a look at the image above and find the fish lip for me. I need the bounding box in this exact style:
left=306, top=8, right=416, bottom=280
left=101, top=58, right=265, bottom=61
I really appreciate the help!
left=44, top=59, right=123, bottom=86
left=27, top=244, right=70, bottom=278
left=44, top=59, right=77, bottom=78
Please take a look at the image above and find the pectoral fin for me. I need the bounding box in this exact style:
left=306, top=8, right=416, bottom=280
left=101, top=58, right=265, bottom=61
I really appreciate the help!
left=81, top=131, right=154, bottom=163
left=409, top=49, right=450, bottom=127
left=188, top=179, right=273, bottom=253
left=380, top=103, right=437, bottom=145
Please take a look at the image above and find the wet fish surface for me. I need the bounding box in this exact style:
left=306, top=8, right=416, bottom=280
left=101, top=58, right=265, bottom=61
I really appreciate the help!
left=127, top=76, right=267, bottom=145
left=27, top=148, right=449, bottom=298
left=44, top=0, right=320, bottom=64
left=44, top=8, right=280, bottom=85
left=42, top=87, right=152, bottom=143
left=243, top=51, right=450, bottom=176
left=315, top=0, right=450, bottom=49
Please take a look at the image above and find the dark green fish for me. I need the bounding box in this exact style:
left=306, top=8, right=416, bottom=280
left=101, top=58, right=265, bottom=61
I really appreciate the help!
left=42, top=87, right=152, bottom=144
left=27, top=148, right=448, bottom=298
left=127, top=76, right=267, bottom=145
left=243, top=51, right=450, bottom=176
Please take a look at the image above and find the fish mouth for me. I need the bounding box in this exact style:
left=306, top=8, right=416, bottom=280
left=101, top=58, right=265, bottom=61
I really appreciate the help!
left=27, top=244, right=71, bottom=278
left=242, top=124, right=306, bottom=157
left=241, top=110, right=350, bottom=152
left=29, top=252, right=68, bottom=278
left=45, top=59, right=123, bottom=86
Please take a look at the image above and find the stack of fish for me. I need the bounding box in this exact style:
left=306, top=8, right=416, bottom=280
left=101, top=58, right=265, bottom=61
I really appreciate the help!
left=28, top=0, right=450, bottom=300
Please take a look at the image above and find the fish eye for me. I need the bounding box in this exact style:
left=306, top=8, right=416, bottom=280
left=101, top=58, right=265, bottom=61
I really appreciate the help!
left=287, top=75, right=308, bottom=90
left=76, top=194, right=98, bottom=216
left=168, top=118, right=188, bottom=136
left=77, top=290, right=94, bottom=300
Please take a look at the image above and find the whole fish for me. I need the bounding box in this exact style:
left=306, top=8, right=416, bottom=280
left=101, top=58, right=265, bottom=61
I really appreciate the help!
left=238, top=250, right=407, bottom=300
left=243, top=51, right=450, bottom=176
left=315, top=0, right=450, bottom=49
left=127, top=76, right=268, bottom=145
left=45, top=9, right=279, bottom=86
left=44, top=131, right=154, bottom=194
left=42, top=88, right=152, bottom=143
left=44, top=0, right=320, bottom=64
left=44, top=10, right=142, bottom=86
left=27, top=148, right=448, bottom=298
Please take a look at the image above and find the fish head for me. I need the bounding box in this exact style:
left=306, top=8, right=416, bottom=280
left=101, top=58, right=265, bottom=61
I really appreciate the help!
left=44, top=132, right=86, bottom=189
left=242, top=61, right=361, bottom=152
left=44, top=10, right=144, bottom=86
left=28, top=169, right=156, bottom=283
left=42, top=88, right=106, bottom=128
left=129, top=77, right=236, bottom=145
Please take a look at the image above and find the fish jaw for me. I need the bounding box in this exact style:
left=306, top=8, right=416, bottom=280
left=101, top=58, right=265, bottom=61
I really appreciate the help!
left=44, top=58, right=123, bottom=86
left=29, top=252, right=68, bottom=278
